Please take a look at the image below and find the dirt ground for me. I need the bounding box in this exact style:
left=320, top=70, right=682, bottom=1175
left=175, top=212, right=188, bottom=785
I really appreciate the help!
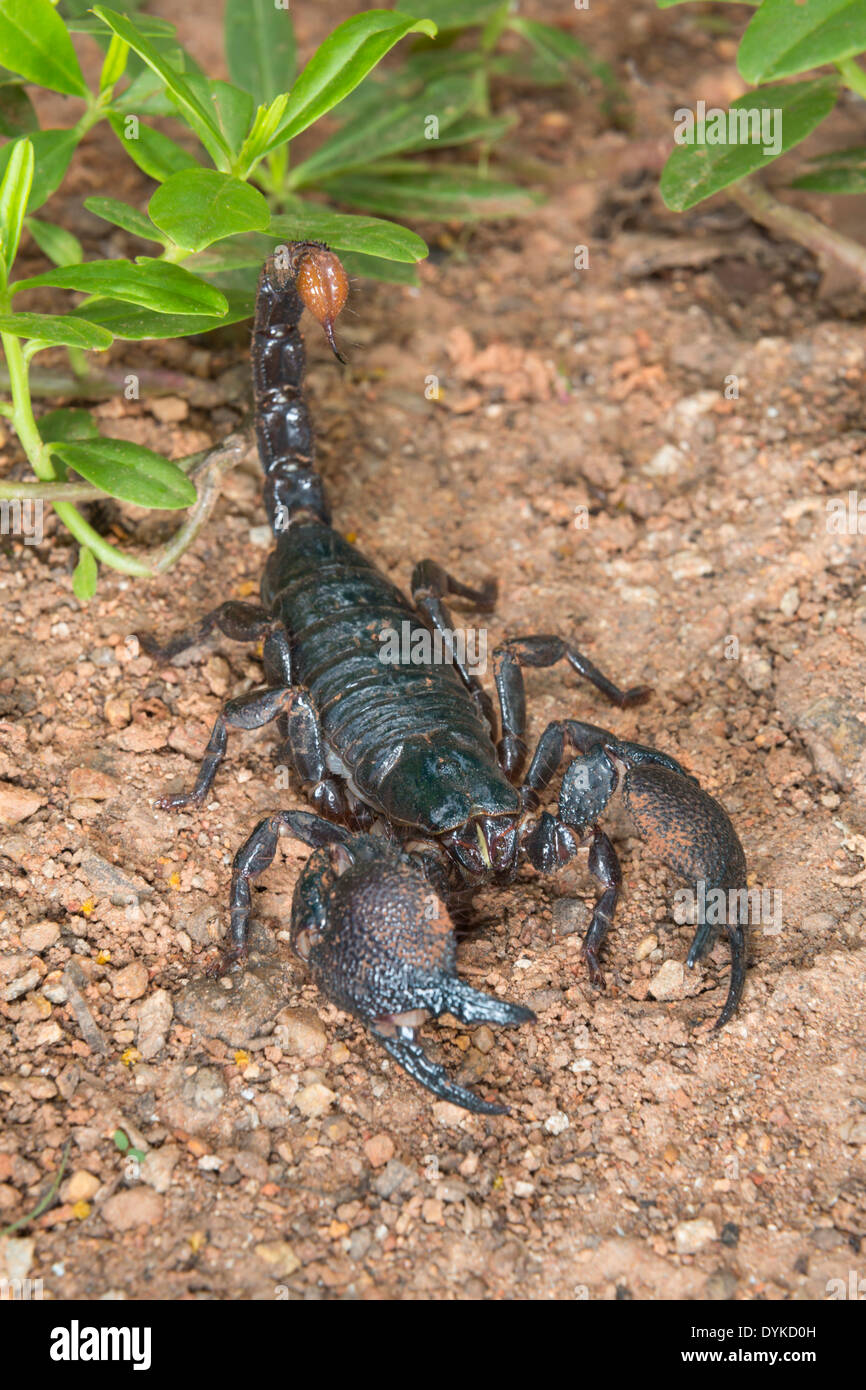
left=1, top=1, right=864, bottom=1301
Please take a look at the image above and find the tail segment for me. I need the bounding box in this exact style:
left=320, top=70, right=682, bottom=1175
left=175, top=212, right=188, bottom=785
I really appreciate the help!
left=252, top=243, right=347, bottom=533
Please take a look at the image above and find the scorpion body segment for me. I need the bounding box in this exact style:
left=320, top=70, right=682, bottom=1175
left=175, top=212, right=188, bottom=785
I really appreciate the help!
left=146, top=245, right=749, bottom=1108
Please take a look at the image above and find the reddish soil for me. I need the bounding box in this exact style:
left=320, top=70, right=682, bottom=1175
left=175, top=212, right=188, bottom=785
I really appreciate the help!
left=0, top=1, right=864, bottom=1300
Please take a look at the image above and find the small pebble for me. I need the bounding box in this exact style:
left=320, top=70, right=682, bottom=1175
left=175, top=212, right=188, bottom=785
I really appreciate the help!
left=255, top=1241, right=300, bottom=1276
left=101, top=1187, right=164, bottom=1231
left=294, top=1082, right=336, bottom=1118
left=0, top=783, right=44, bottom=824
left=674, top=1218, right=716, bottom=1254
left=21, top=921, right=60, bottom=953
left=648, top=960, right=685, bottom=1001
left=112, top=962, right=148, bottom=1001
left=274, top=1007, right=327, bottom=1059
left=544, top=1111, right=569, bottom=1136
left=364, top=1134, right=395, bottom=1168
left=64, top=1170, right=100, bottom=1203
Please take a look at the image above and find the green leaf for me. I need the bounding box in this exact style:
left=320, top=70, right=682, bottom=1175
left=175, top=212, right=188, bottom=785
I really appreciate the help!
left=99, top=32, right=129, bottom=93
left=507, top=18, right=619, bottom=90
left=72, top=546, right=98, bottom=602
left=264, top=10, right=438, bottom=154
left=66, top=12, right=177, bottom=39
left=107, top=113, right=199, bottom=183
left=270, top=206, right=427, bottom=261
left=322, top=164, right=538, bottom=221
left=0, top=311, right=112, bottom=349
left=235, top=92, right=288, bottom=168
left=53, top=438, right=198, bottom=510
left=92, top=6, right=231, bottom=164
left=225, top=0, right=296, bottom=104
left=83, top=197, right=166, bottom=244
left=13, top=258, right=228, bottom=316
left=396, top=1, right=503, bottom=26
left=340, top=249, right=420, bottom=285
left=39, top=407, right=100, bottom=442
left=739, top=0, right=866, bottom=83
left=26, top=216, right=83, bottom=266
left=110, top=50, right=188, bottom=119
left=660, top=77, right=840, bottom=211
left=0, top=82, right=37, bottom=137
left=206, top=79, right=255, bottom=157
left=184, top=233, right=272, bottom=274
left=656, top=1, right=758, bottom=6
left=0, top=0, right=87, bottom=97
left=289, top=74, right=476, bottom=185
left=0, top=135, right=32, bottom=274
left=69, top=288, right=254, bottom=339
left=0, top=128, right=80, bottom=213
left=422, top=111, right=513, bottom=148
left=112, top=1128, right=130, bottom=1152
left=791, top=144, right=866, bottom=192
left=149, top=170, right=270, bottom=253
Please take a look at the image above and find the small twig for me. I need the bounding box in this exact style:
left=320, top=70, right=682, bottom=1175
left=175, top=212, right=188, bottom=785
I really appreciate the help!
left=0, top=364, right=226, bottom=403
left=730, top=176, right=866, bottom=285
left=62, top=961, right=109, bottom=1057
left=0, top=1139, right=72, bottom=1237
left=148, top=433, right=249, bottom=573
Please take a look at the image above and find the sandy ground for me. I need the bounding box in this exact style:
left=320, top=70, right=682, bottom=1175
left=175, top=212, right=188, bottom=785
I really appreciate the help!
left=0, top=1, right=864, bottom=1300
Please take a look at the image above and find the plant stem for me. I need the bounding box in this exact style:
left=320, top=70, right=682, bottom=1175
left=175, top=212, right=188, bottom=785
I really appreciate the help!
left=1, top=326, right=148, bottom=576
left=66, top=345, right=91, bottom=381
left=0, top=1140, right=71, bottom=1237
left=0, top=328, right=55, bottom=481
left=729, top=176, right=866, bottom=284
left=837, top=56, right=866, bottom=102
left=52, top=499, right=153, bottom=576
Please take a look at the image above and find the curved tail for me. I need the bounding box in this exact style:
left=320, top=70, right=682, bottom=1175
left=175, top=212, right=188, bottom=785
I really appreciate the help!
left=252, top=243, right=347, bottom=532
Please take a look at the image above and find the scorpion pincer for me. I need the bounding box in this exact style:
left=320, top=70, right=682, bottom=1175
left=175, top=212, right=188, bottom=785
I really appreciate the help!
left=232, top=808, right=532, bottom=1114
left=144, top=243, right=748, bottom=1109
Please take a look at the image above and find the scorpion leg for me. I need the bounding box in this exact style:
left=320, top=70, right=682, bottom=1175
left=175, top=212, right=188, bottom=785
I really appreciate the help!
left=493, top=637, right=651, bottom=781
left=583, top=830, right=622, bottom=988
left=226, top=809, right=349, bottom=964
left=139, top=601, right=272, bottom=662
left=282, top=689, right=348, bottom=821
left=155, top=684, right=296, bottom=810
left=411, top=560, right=497, bottom=730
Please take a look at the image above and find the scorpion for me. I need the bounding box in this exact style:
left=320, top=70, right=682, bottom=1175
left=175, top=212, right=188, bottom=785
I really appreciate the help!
left=144, top=242, right=747, bottom=1113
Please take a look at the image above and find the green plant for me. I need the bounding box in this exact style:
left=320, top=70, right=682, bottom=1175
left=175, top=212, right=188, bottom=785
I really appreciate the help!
left=0, top=0, right=437, bottom=597
left=252, top=0, right=624, bottom=220
left=657, top=0, right=866, bottom=282
left=0, top=1138, right=71, bottom=1236
left=0, top=0, right=618, bottom=598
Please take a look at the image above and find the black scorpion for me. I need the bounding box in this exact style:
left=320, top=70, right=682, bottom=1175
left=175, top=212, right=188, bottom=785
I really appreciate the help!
left=145, top=244, right=747, bottom=1112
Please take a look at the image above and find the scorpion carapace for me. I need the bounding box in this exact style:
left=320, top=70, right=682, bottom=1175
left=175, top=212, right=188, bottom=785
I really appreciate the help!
left=144, top=243, right=749, bottom=1110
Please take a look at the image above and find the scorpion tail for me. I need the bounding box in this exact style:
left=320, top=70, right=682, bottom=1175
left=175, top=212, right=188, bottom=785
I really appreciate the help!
left=373, top=1029, right=510, bottom=1116
left=252, top=243, right=348, bottom=533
